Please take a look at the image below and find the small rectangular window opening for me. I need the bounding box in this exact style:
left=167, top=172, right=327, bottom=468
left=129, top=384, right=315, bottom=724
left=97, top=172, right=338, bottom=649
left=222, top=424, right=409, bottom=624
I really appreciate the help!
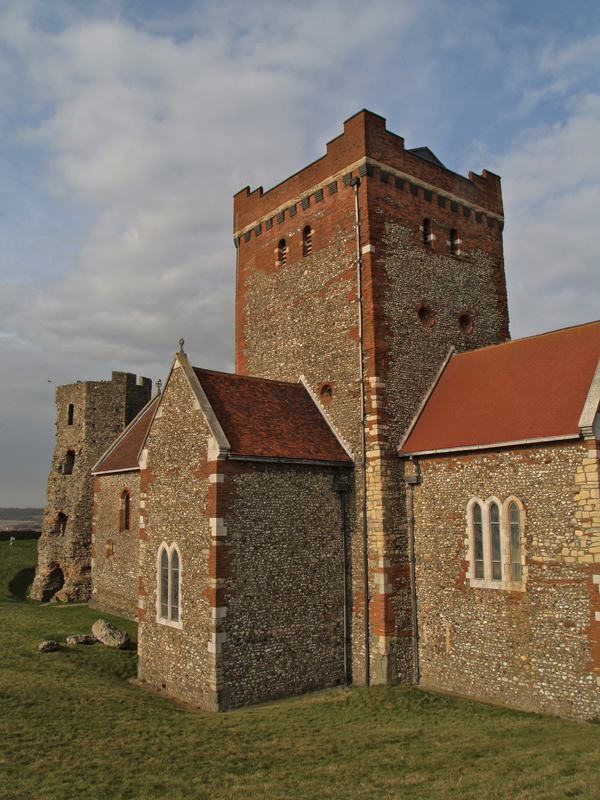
left=64, top=450, right=75, bottom=475
left=67, top=404, right=74, bottom=425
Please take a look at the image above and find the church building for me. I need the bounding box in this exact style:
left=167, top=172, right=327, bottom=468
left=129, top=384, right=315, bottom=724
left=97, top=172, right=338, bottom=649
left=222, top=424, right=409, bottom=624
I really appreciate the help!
left=33, top=110, right=600, bottom=719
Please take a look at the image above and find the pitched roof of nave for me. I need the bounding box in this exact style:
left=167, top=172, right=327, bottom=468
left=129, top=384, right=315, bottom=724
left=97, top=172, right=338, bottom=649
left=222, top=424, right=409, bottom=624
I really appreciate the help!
left=194, top=368, right=353, bottom=464
left=399, top=320, right=600, bottom=456
left=92, top=394, right=160, bottom=474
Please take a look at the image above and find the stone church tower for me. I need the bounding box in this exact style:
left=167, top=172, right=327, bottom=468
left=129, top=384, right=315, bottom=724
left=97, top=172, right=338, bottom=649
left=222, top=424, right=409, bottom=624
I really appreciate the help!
left=31, top=372, right=151, bottom=602
left=233, top=109, right=510, bottom=684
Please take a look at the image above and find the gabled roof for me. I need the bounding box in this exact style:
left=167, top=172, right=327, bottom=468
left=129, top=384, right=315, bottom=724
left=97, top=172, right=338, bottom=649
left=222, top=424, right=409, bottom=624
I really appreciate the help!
left=194, top=368, right=352, bottom=464
left=93, top=394, right=160, bottom=474
left=399, top=321, right=600, bottom=456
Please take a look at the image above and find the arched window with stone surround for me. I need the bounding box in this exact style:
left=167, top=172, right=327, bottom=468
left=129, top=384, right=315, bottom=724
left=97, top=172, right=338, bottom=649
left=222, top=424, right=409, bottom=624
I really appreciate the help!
left=120, top=489, right=131, bottom=532
left=157, top=543, right=181, bottom=627
left=467, top=496, right=526, bottom=590
left=490, top=502, right=501, bottom=580
left=473, top=502, right=484, bottom=578
left=509, top=502, right=522, bottom=582
left=170, top=549, right=179, bottom=623
left=160, top=548, right=169, bottom=619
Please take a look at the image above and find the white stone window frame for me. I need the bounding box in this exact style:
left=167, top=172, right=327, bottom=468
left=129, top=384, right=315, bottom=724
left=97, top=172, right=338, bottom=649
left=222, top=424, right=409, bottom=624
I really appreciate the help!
left=466, top=496, right=526, bottom=591
left=156, top=541, right=183, bottom=629
left=504, top=495, right=527, bottom=591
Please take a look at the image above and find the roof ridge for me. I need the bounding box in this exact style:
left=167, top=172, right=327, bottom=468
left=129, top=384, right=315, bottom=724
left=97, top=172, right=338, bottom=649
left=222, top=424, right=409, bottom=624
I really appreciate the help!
left=453, top=319, right=600, bottom=360
left=193, top=367, right=305, bottom=389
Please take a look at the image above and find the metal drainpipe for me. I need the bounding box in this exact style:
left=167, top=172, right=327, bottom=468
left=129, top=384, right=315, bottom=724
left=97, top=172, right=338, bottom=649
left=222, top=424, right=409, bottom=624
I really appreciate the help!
left=333, top=475, right=351, bottom=684
left=405, top=456, right=422, bottom=685
left=350, top=175, right=370, bottom=687
left=234, top=213, right=239, bottom=374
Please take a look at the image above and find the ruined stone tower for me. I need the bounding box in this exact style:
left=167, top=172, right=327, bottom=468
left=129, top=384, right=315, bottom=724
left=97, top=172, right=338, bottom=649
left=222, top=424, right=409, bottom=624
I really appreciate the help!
left=31, top=372, right=151, bottom=602
left=233, top=109, right=510, bottom=685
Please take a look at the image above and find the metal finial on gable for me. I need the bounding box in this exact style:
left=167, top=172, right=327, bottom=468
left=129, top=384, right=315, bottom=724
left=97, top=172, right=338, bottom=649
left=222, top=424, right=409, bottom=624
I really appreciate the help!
left=177, top=338, right=186, bottom=357
left=156, top=379, right=162, bottom=394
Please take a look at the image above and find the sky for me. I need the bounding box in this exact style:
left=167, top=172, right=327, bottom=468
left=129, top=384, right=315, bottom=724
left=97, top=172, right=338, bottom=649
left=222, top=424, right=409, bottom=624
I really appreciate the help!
left=1, top=0, right=599, bottom=507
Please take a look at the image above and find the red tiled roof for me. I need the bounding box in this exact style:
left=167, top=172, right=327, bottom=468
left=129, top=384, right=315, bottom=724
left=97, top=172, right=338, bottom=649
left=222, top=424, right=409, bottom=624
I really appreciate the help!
left=94, top=395, right=160, bottom=473
left=400, top=321, right=600, bottom=455
left=194, top=368, right=352, bottom=463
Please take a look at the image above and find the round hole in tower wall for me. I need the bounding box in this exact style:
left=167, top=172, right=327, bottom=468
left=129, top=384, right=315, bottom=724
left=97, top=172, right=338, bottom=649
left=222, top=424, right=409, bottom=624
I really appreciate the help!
left=458, top=311, right=473, bottom=333
left=417, top=302, right=435, bottom=327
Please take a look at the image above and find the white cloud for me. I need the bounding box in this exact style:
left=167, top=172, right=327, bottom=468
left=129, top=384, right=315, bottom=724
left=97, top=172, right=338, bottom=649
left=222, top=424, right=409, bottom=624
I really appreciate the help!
left=494, top=92, right=600, bottom=337
left=0, top=0, right=599, bottom=504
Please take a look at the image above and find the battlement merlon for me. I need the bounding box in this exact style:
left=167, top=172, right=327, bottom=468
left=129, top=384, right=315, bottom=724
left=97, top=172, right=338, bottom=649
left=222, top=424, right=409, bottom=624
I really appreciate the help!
left=233, top=109, right=503, bottom=232
left=111, top=371, right=152, bottom=391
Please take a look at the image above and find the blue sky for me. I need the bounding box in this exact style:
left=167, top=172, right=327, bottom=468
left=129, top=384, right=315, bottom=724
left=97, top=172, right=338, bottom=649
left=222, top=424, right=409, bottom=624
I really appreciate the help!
left=1, top=0, right=599, bottom=506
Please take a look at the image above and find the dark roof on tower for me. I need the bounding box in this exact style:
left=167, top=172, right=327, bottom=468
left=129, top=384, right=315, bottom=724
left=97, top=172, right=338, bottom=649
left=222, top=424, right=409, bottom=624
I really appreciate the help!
left=92, top=394, right=160, bottom=474
left=399, top=321, right=600, bottom=456
left=407, top=146, right=446, bottom=169
left=194, top=368, right=352, bottom=464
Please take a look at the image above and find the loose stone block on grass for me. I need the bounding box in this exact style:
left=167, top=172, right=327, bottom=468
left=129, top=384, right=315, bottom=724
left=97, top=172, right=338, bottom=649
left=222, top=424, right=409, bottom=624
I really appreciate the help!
left=92, top=619, right=130, bottom=649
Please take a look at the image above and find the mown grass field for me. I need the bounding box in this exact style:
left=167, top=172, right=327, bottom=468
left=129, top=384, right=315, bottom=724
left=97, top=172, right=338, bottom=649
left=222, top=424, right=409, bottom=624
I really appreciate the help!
left=2, top=539, right=600, bottom=799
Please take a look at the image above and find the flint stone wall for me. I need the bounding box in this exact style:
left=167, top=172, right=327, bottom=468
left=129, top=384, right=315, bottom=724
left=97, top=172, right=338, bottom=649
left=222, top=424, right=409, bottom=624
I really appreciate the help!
left=137, top=365, right=213, bottom=709
left=409, top=441, right=600, bottom=720
left=90, top=471, right=141, bottom=620
left=137, top=362, right=353, bottom=711
left=221, top=461, right=350, bottom=710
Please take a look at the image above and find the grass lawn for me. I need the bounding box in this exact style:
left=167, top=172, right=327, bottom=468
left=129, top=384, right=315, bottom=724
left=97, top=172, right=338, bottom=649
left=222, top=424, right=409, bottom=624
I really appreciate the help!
left=1, top=540, right=600, bottom=799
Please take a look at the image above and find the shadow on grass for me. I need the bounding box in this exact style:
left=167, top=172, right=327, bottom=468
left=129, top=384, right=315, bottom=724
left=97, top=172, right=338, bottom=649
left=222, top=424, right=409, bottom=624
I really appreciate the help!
left=9, top=567, right=35, bottom=600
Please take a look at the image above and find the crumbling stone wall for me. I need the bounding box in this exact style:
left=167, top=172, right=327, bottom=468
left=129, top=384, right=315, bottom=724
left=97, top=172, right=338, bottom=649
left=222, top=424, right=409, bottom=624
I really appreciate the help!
left=90, top=471, right=141, bottom=620
left=407, top=442, right=600, bottom=720
left=31, top=372, right=151, bottom=602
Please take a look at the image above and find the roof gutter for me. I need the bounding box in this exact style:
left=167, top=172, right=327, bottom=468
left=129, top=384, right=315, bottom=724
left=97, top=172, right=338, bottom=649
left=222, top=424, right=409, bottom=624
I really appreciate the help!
left=228, top=454, right=352, bottom=467
left=399, top=432, right=581, bottom=458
